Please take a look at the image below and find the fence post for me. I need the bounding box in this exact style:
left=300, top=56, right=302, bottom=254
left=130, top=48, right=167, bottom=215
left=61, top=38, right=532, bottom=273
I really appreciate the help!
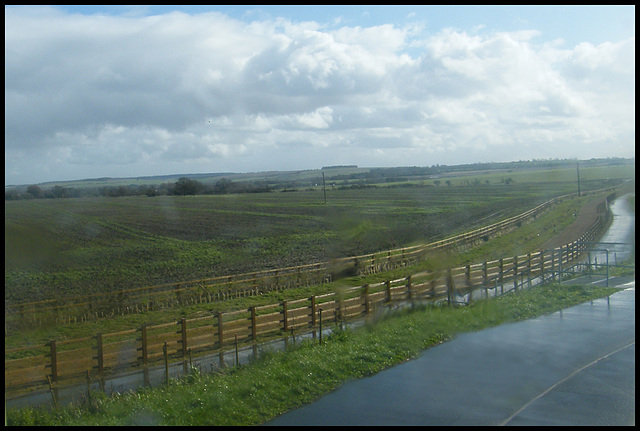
left=181, top=318, right=188, bottom=358
left=234, top=333, right=239, bottom=366
left=250, top=306, right=257, bottom=342
left=406, top=275, right=412, bottom=305
left=140, top=325, right=148, bottom=366
left=386, top=280, right=392, bottom=303
left=310, top=296, right=317, bottom=329
left=95, top=333, right=104, bottom=383
left=513, top=255, right=519, bottom=291
left=559, top=246, right=564, bottom=282
left=139, top=324, right=150, bottom=386
left=282, top=301, right=288, bottom=333
left=217, top=312, right=224, bottom=350
left=446, top=269, right=453, bottom=305
left=163, top=342, right=169, bottom=386
left=483, top=261, right=488, bottom=285
left=318, top=308, right=323, bottom=345
left=49, top=340, right=58, bottom=383
left=363, top=284, right=370, bottom=315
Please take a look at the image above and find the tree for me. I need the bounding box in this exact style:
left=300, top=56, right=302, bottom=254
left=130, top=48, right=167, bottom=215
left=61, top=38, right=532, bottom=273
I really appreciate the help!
left=174, top=177, right=202, bottom=196
left=26, top=185, right=43, bottom=199
left=213, top=178, right=233, bottom=194
left=50, top=185, right=70, bottom=198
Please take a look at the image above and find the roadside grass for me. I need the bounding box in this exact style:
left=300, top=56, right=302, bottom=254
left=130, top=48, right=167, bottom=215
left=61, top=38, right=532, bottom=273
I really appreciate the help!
left=6, top=282, right=620, bottom=426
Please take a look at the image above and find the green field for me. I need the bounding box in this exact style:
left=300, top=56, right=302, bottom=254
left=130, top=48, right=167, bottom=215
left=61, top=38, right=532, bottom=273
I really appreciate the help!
left=5, top=162, right=634, bottom=306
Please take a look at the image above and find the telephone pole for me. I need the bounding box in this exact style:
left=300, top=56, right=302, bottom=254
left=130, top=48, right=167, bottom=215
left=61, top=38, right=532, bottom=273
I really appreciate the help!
left=577, top=162, right=581, bottom=197
left=322, top=172, right=327, bottom=205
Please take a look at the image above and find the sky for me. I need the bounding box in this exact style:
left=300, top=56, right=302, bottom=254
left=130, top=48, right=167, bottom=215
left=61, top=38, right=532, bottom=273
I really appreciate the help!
left=4, top=5, right=635, bottom=186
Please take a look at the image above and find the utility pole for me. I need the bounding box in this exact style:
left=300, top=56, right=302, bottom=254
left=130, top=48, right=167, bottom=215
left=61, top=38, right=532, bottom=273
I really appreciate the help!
left=577, top=162, right=581, bottom=197
left=322, top=172, right=327, bottom=205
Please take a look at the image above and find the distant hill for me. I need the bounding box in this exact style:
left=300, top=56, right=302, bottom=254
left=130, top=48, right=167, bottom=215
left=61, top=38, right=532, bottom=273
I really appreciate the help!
left=6, top=157, right=634, bottom=191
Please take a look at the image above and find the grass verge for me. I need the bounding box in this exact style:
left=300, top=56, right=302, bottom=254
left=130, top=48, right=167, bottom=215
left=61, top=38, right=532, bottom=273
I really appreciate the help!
left=6, top=282, right=620, bottom=426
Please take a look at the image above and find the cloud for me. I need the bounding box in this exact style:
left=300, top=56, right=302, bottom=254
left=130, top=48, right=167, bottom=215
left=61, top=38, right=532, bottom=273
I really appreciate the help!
left=4, top=7, right=635, bottom=185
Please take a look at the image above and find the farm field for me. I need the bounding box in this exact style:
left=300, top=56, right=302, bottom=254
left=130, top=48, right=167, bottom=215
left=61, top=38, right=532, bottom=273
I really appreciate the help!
left=5, top=162, right=633, bottom=309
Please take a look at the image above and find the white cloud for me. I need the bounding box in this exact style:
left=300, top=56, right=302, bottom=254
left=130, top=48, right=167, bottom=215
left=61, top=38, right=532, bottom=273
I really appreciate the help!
left=4, top=7, right=635, bottom=185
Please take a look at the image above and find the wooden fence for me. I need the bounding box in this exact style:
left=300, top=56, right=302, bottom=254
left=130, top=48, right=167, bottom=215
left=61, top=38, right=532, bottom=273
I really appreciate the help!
left=5, top=189, right=614, bottom=331
left=4, top=213, right=605, bottom=398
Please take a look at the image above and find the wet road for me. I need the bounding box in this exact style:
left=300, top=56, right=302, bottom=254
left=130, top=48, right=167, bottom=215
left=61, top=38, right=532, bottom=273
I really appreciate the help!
left=265, top=278, right=634, bottom=426
left=588, top=193, right=635, bottom=266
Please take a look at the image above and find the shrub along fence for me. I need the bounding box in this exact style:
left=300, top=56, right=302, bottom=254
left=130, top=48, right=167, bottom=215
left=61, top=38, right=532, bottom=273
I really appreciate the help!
left=4, top=189, right=615, bottom=332
left=4, top=212, right=605, bottom=398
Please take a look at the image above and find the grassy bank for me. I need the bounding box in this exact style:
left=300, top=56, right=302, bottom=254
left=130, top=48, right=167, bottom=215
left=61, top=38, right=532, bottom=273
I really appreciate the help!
left=7, top=282, right=620, bottom=426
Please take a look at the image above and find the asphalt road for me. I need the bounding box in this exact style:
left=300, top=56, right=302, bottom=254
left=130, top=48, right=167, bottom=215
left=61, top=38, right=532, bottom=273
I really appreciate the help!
left=265, top=277, right=635, bottom=426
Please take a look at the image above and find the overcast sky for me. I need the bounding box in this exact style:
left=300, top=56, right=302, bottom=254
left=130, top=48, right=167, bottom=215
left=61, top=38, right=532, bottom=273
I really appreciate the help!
left=5, top=5, right=635, bottom=185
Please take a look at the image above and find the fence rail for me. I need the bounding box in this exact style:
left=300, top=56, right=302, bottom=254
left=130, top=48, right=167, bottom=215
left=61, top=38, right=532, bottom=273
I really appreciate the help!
left=4, top=209, right=606, bottom=397
left=5, top=189, right=615, bottom=331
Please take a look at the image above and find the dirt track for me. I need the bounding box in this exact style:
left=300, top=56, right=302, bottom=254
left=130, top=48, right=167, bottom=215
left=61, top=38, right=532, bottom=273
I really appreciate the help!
left=543, top=197, right=602, bottom=250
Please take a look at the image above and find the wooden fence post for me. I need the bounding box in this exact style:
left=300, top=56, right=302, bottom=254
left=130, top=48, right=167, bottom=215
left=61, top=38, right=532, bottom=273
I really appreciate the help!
left=163, top=342, right=169, bottom=386
left=49, top=340, right=58, bottom=383
left=140, top=325, right=148, bottom=366
left=181, top=318, right=188, bottom=358
left=318, top=308, right=323, bottom=344
left=217, top=312, right=225, bottom=367
left=217, top=312, right=224, bottom=350
left=95, top=333, right=104, bottom=381
left=386, top=280, right=392, bottom=303
left=363, top=284, right=370, bottom=315
left=483, top=261, right=488, bottom=285
left=234, top=333, right=239, bottom=366
left=310, top=296, right=317, bottom=328
left=446, top=269, right=453, bottom=305
left=282, top=300, right=289, bottom=333
left=406, top=275, right=412, bottom=304
left=250, top=306, right=257, bottom=342
left=513, top=255, right=519, bottom=290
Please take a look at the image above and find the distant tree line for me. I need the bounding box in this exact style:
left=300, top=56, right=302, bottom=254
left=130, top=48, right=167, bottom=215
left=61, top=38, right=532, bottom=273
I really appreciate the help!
left=5, top=157, right=632, bottom=201
left=4, top=177, right=272, bottom=200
